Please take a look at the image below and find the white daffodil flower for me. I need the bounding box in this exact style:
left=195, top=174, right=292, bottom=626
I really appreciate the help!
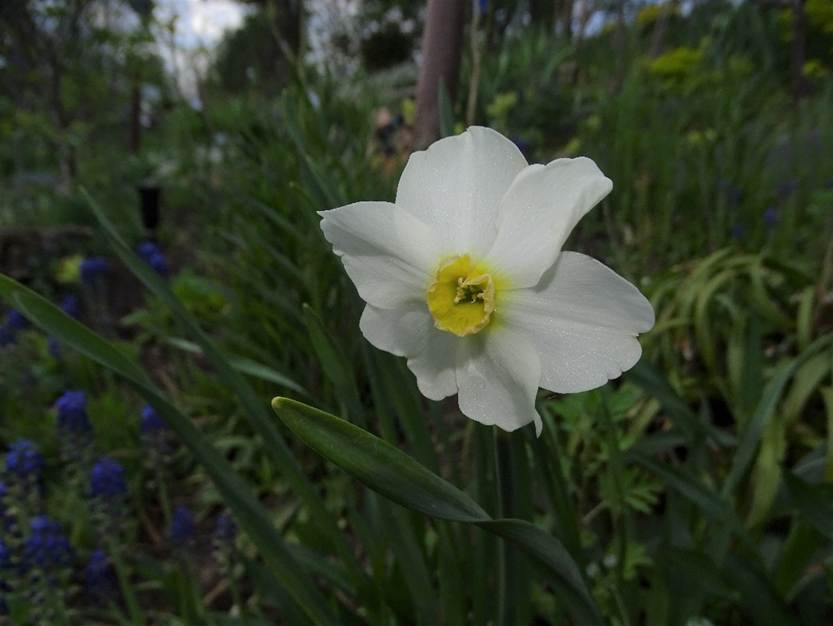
left=319, top=126, right=654, bottom=435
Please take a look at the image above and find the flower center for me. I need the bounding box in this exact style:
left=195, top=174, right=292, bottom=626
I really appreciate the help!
left=427, top=255, right=496, bottom=337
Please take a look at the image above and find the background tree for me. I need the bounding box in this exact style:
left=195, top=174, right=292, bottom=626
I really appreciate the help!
left=414, top=0, right=466, bottom=147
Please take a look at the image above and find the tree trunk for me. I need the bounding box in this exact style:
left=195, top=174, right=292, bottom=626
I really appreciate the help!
left=414, top=0, right=466, bottom=148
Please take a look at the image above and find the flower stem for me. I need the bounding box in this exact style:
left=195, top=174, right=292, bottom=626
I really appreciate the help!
left=535, top=409, right=584, bottom=560
left=108, top=540, right=145, bottom=626
left=600, top=389, right=631, bottom=624
left=492, top=426, right=508, bottom=626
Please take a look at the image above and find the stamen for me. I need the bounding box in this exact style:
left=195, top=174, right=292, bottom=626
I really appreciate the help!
left=426, top=255, right=497, bottom=336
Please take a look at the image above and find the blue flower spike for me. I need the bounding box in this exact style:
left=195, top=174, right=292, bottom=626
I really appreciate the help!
left=169, top=505, right=196, bottom=546
left=55, top=390, right=92, bottom=435
left=80, top=257, right=108, bottom=285
left=89, top=457, right=127, bottom=501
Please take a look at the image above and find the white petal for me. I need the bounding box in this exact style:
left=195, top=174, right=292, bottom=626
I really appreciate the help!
left=360, top=303, right=457, bottom=401
left=502, top=252, right=654, bottom=393
left=486, top=157, right=612, bottom=287
left=455, top=326, right=543, bottom=435
left=406, top=327, right=458, bottom=401
left=359, top=303, right=431, bottom=357
left=319, top=201, right=440, bottom=309
left=396, top=127, right=528, bottom=258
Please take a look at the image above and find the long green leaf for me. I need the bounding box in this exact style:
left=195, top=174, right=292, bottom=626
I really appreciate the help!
left=533, top=410, right=583, bottom=558
left=164, top=337, right=307, bottom=396
left=302, top=304, right=362, bottom=417
left=722, top=333, right=833, bottom=496
left=630, top=453, right=732, bottom=522
left=0, top=275, right=339, bottom=626
left=272, top=397, right=602, bottom=626
left=627, top=360, right=733, bottom=447
left=723, top=552, right=798, bottom=626
left=783, top=471, right=833, bottom=539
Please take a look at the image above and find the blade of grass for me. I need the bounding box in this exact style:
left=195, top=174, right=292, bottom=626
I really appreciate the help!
left=630, top=452, right=732, bottom=522
left=532, top=409, right=583, bottom=558
left=627, top=360, right=734, bottom=447
left=722, top=333, right=833, bottom=496
left=492, top=429, right=508, bottom=626
left=163, top=337, right=307, bottom=397
left=783, top=471, right=833, bottom=539
left=302, top=304, right=362, bottom=418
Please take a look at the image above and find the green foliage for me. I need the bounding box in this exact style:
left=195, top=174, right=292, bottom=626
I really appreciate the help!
left=2, top=0, right=833, bottom=623
left=647, top=45, right=704, bottom=81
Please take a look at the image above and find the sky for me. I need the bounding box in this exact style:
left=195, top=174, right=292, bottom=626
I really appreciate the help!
left=154, top=0, right=247, bottom=51
left=151, top=0, right=247, bottom=102
left=151, top=0, right=359, bottom=101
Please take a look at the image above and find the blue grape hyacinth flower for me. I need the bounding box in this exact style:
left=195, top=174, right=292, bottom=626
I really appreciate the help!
left=213, top=512, right=237, bottom=569
left=137, top=241, right=170, bottom=277
left=0, top=539, right=9, bottom=569
left=84, top=548, right=117, bottom=598
left=89, top=457, right=127, bottom=500
left=137, top=241, right=159, bottom=259
left=214, top=513, right=236, bottom=543
left=80, top=257, right=108, bottom=285
left=0, top=309, right=29, bottom=347
left=147, top=251, right=169, bottom=276
left=55, top=390, right=92, bottom=435
left=169, top=506, right=196, bottom=545
left=24, top=516, right=72, bottom=570
left=763, top=206, right=778, bottom=228
left=140, top=404, right=167, bottom=434
left=59, top=295, right=80, bottom=318
left=5, top=440, right=44, bottom=479
left=0, top=323, right=14, bottom=347
left=5, top=310, right=29, bottom=331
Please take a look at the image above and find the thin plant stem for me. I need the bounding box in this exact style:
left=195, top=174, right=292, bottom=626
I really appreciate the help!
left=155, top=461, right=172, bottom=530
left=600, top=389, right=631, bottom=624
left=108, top=541, right=146, bottom=626
left=536, top=409, right=584, bottom=560
left=491, top=426, right=508, bottom=626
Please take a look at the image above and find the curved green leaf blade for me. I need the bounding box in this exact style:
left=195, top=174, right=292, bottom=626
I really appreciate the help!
left=783, top=471, right=833, bottom=539
left=723, top=553, right=798, bottom=626
left=272, top=397, right=602, bottom=625
left=631, top=453, right=732, bottom=522
left=627, top=360, right=733, bottom=447
left=302, top=304, right=362, bottom=416
left=722, top=333, right=833, bottom=496
left=164, top=337, right=308, bottom=397
left=273, top=398, right=486, bottom=523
